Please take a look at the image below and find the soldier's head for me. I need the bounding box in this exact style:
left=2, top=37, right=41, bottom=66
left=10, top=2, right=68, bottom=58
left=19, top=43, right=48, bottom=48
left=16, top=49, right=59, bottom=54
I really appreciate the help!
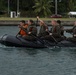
left=20, top=20, right=25, bottom=26
left=28, top=19, right=34, bottom=25
left=57, top=20, right=61, bottom=25
left=74, top=21, right=76, bottom=26
left=51, top=20, right=57, bottom=26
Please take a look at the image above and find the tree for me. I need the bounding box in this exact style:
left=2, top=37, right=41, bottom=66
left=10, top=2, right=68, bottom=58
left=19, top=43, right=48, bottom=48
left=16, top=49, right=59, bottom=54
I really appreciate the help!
left=0, top=0, right=76, bottom=17
left=57, top=0, right=68, bottom=14
left=72, top=0, right=76, bottom=11
left=68, top=0, right=74, bottom=11
left=0, top=0, right=7, bottom=10
left=9, top=0, right=17, bottom=11
left=19, top=0, right=34, bottom=11
left=33, top=0, right=53, bottom=17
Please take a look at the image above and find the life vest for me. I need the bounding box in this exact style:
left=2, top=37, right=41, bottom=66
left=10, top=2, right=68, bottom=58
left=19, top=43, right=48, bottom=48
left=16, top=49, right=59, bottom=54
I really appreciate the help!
left=19, top=24, right=28, bottom=36
left=29, top=27, right=34, bottom=31
left=19, top=29, right=27, bottom=36
left=52, top=26, right=57, bottom=33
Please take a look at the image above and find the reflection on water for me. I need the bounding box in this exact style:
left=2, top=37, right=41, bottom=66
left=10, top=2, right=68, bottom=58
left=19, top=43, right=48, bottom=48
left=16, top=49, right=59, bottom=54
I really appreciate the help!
left=0, top=45, right=76, bottom=75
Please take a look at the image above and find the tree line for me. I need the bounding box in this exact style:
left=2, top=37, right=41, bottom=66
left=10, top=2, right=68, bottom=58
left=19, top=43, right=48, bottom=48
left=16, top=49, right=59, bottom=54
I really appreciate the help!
left=0, top=0, right=76, bottom=17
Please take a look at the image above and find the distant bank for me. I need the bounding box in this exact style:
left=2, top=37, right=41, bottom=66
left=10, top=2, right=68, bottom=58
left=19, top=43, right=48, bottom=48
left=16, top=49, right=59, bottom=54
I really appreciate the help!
left=0, top=17, right=76, bottom=26
left=0, top=20, right=75, bottom=26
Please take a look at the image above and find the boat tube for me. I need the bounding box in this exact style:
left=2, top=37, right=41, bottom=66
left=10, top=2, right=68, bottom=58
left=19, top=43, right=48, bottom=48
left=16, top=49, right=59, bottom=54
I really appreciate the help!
left=0, top=34, right=48, bottom=48
left=0, top=34, right=76, bottom=48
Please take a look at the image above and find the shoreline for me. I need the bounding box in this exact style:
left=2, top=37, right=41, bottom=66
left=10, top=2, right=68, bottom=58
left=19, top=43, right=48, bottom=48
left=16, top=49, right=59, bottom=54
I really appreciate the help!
left=0, top=20, right=74, bottom=26
left=0, top=17, right=76, bottom=26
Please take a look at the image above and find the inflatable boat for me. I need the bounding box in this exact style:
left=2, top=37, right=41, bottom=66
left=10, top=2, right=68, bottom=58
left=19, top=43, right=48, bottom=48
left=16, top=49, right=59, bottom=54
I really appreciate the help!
left=0, top=34, right=76, bottom=48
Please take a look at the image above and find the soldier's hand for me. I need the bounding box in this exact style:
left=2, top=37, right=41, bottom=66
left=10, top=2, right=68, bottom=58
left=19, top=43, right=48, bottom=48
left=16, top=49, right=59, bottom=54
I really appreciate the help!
left=49, top=33, right=52, bottom=35
left=37, top=16, right=39, bottom=19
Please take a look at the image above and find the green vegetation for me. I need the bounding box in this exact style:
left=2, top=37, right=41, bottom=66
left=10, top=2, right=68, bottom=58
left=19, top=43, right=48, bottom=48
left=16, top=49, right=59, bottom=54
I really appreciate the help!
left=33, top=0, right=52, bottom=17
left=0, top=0, right=76, bottom=17
left=0, top=17, right=76, bottom=21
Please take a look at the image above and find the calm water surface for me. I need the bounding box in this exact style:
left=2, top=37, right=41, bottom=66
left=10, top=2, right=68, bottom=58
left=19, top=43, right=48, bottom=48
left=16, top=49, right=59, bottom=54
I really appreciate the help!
left=0, top=26, right=76, bottom=75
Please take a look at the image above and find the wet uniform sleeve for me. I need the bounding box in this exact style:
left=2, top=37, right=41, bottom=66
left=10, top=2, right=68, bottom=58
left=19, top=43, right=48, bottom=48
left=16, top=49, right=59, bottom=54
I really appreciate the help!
left=31, top=27, right=37, bottom=36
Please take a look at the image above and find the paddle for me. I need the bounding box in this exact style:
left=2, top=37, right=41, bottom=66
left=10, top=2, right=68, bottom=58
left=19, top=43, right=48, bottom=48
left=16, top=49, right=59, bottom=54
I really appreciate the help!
left=33, top=18, right=46, bottom=45
left=36, top=18, right=38, bottom=27
left=50, top=35, right=58, bottom=44
left=16, top=31, right=20, bottom=37
left=46, top=31, right=58, bottom=44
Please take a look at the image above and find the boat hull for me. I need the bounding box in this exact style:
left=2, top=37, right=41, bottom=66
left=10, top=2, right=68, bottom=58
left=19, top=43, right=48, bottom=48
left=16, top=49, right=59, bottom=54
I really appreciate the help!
left=0, top=34, right=76, bottom=48
left=0, top=34, right=47, bottom=48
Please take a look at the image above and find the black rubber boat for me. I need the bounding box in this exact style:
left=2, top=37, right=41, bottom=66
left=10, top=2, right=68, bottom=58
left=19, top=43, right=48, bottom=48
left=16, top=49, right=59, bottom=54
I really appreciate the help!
left=0, top=34, right=49, bottom=48
left=0, top=34, right=76, bottom=48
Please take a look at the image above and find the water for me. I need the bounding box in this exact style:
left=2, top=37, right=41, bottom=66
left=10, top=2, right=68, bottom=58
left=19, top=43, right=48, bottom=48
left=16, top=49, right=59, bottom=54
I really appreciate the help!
left=0, top=26, right=76, bottom=75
